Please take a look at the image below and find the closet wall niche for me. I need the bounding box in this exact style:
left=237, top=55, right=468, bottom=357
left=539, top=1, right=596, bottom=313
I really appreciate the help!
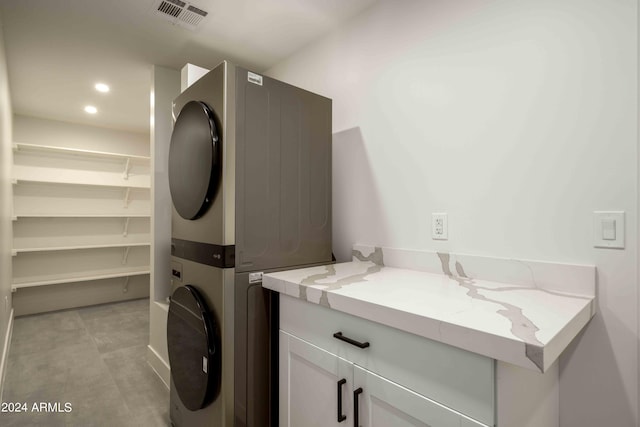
left=11, top=115, right=151, bottom=315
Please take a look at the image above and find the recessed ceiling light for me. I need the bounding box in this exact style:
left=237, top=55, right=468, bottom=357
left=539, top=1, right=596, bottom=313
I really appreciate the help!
left=95, top=83, right=110, bottom=93
left=84, top=105, right=98, bottom=114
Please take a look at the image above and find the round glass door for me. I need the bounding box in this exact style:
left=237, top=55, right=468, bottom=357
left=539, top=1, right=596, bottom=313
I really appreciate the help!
left=167, top=285, right=220, bottom=410
left=168, top=100, right=220, bottom=220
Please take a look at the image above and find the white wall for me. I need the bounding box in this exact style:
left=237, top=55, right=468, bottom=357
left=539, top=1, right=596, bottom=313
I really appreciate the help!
left=147, top=65, right=180, bottom=387
left=267, top=1, right=638, bottom=425
left=0, top=9, right=14, bottom=394
left=150, top=65, right=179, bottom=306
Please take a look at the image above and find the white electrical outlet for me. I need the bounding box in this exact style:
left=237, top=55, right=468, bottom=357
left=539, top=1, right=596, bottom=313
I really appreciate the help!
left=432, top=213, right=448, bottom=240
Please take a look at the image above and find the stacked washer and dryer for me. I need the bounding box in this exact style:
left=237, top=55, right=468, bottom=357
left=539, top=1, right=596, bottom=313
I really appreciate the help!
left=166, top=61, right=332, bottom=427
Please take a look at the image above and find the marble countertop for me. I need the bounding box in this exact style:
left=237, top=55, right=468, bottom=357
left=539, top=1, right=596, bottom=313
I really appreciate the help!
left=263, top=246, right=596, bottom=372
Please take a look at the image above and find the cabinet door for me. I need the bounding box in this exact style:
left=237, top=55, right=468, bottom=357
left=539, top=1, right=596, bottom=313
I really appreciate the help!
left=353, top=365, right=465, bottom=427
left=280, top=331, right=353, bottom=427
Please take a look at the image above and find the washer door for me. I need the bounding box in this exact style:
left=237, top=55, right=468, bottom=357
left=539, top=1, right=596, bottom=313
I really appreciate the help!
left=169, top=100, right=220, bottom=220
left=167, top=285, right=220, bottom=411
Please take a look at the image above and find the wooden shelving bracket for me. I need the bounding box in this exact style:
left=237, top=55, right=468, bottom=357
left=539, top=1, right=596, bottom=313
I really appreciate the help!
left=123, top=217, right=131, bottom=237
left=123, top=157, right=131, bottom=180
left=121, top=246, right=131, bottom=265
left=123, top=187, right=131, bottom=208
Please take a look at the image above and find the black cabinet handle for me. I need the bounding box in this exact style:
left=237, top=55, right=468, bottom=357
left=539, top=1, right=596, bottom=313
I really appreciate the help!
left=337, top=378, right=346, bottom=422
left=333, top=332, right=370, bottom=349
left=353, top=387, right=363, bottom=427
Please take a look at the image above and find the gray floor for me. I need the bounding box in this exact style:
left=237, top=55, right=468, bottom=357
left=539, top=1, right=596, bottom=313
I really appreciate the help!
left=0, top=298, right=170, bottom=427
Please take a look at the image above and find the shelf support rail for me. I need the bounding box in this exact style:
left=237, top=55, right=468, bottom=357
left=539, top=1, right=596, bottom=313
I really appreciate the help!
left=123, top=187, right=131, bottom=208
left=123, top=217, right=131, bottom=237
left=121, top=246, right=131, bottom=265
left=123, top=157, right=131, bottom=180
left=123, top=276, right=130, bottom=293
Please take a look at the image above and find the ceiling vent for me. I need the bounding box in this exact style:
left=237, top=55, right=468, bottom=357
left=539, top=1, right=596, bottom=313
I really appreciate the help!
left=154, top=0, right=208, bottom=30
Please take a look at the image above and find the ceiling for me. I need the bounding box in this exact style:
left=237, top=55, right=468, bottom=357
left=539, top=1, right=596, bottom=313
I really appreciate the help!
left=0, top=0, right=376, bottom=134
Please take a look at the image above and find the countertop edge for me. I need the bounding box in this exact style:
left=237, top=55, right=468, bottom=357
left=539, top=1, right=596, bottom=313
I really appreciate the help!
left=263, top=274, right=595, bottom=373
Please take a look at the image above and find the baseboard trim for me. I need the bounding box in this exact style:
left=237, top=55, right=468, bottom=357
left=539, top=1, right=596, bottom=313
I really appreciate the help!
left=147, top=344, right=170, bottom=389
left=0, top=308, right=14, bottom=402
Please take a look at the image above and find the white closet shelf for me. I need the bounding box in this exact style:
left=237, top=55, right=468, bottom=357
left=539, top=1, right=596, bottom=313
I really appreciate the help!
left=11, top=139, right=152, bottom=307
left=13, top=142, right=151, bottom=161
left=13, top=166, right=150, bottom=189
left=13, top=214, right=151, bottom=220
left=12, top=242, right=151, bottom=256
left=12, top=267, right=151, bottom=290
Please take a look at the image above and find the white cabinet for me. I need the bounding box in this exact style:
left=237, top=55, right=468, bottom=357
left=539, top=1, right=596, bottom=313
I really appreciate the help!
left=279, top=295, right=492, bottom=427
left=280, top=331, right=353, bottom=427
left=280, top=330, right=486, bottom=427
left=11, top=142, right=151, bottom=314
left=354, top=365, right=462, bottom=427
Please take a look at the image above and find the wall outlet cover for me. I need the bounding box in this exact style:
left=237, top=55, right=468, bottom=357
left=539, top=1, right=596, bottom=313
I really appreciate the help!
left=432, top=213, right=448, bottom=240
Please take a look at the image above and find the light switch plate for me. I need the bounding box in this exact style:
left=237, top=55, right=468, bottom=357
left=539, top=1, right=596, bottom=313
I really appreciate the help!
left=602, top=219, right=616, bottom=240
left=593, top=211, right=624, bottom=249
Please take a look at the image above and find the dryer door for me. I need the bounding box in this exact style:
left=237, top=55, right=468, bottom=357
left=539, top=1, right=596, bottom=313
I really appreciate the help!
left=167, top=285, right=221, bottom=411
left=169, top=100, right=221, bottom=220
